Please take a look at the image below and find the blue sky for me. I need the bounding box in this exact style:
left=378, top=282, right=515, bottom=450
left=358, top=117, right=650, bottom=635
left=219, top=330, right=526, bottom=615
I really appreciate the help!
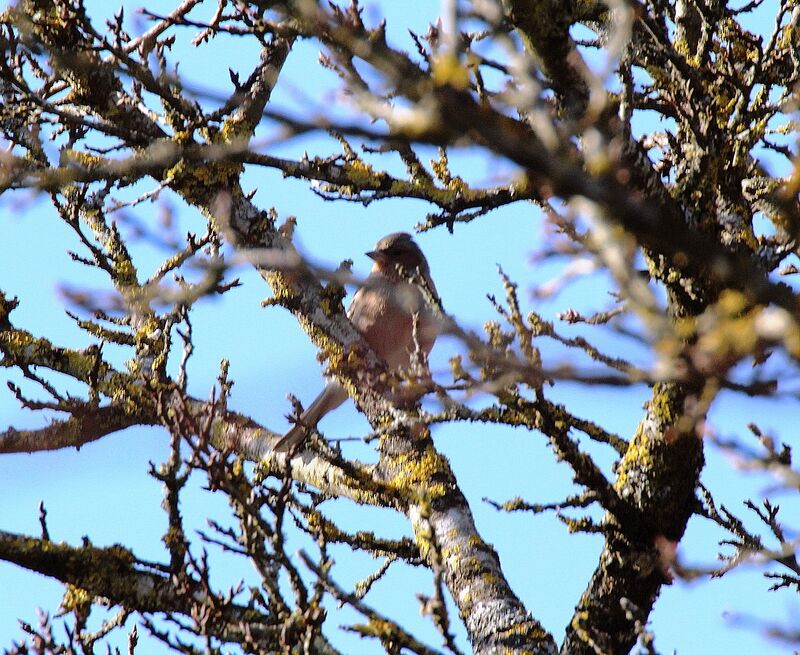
left=1, top=1, right=798, bottom=653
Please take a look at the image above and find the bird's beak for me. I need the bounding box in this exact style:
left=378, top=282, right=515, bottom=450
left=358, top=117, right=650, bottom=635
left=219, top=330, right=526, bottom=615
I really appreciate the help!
left=366, top=250, right=383, bottom=262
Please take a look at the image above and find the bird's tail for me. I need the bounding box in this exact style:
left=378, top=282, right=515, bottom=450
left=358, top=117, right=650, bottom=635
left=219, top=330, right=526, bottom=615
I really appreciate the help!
left=273, top=381, right=348, bottom=452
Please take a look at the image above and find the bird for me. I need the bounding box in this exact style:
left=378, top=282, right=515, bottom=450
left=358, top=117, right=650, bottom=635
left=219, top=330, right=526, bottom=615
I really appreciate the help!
left=274, top=232, right=440, bottom=452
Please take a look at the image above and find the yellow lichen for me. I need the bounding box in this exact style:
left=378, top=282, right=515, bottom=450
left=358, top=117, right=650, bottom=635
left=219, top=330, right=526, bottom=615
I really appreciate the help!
left=385, top=445, right=451, bottom=501
left=430, top=52, right=470, bottom=90
left=60, top=583, right=91, bottom=611
left=614, top=423, right=653, bottom=492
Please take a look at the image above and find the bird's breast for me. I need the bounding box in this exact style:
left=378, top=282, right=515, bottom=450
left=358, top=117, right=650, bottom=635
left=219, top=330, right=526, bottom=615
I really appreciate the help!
left=348, top=278, right=438, bottom=369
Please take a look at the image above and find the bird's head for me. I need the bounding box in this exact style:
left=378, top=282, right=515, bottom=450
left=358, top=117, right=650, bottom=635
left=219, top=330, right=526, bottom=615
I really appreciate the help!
left=366, top=232, right=430, bottom=278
